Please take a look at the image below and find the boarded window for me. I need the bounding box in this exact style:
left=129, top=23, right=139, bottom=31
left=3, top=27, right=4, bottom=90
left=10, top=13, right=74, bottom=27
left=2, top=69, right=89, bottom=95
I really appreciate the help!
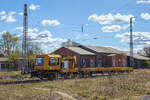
left=90, top=59, right=95, bottom=67
left=123, top=58, right=126, bottom=67
left=81, top=58, right=86, bottom=67
left=98, top=59, right=102, bottom=67
left=113, top=58, right=116, bottom=67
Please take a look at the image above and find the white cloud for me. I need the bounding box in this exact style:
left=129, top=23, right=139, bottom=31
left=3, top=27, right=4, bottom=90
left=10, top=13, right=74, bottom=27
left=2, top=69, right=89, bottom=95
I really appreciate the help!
left=83, top=34, right=88, bottom=37
left=18, top=12, right=23, bottom=16
left=136, top=0, right=150, bottom=4
left=0, top=11, right=16, bottom=23
left=122, top=24, right=130, bottom=30
left=15, top=27, right=23, bottom=31
left=0, top=11, right=6, bottom=15
left=30, top=30, right=67, bottom=53
left=101, top=24, right=129, bottom=32
left=116, top=32, right=150, bottom=45
left=0, top=30, right=7, bottom=35
left=6, top=16, right=16, bottom=22
left=41, top=19, right=60, bottom=26
left=141, top=13, right=150, bottom=20
left=29, top=28, right=39, bottom=33
left=15, top=27, right=39, bottom=33
left=16, top=28, right=67, bottom=53
left=75, top=34, right=81, bottom=39
left=102, top=25, right=121, bottom=32
left=29, top=4, right=40, bottom=11
left=0, top=16, right=6, bottom=21
left=88, top=13, right=134, bottom=24
left=8, top=11, right=16, bottom=16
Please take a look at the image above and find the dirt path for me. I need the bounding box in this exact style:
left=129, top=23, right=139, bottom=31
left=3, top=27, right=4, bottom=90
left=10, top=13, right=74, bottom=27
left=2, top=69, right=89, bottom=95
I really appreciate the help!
left=33, top=87, right=77, bottom=100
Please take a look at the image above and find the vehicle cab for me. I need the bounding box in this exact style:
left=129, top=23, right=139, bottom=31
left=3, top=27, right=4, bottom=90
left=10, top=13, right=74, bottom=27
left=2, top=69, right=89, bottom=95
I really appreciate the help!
left=34, top=54, right=62, bottom=71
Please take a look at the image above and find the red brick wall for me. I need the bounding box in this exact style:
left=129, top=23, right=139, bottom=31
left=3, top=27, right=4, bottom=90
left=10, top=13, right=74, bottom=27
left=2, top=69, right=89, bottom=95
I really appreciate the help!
left=54, top=47, right=96, bottom=68
left=134, top=59, right=147, bottom=68
left=104, top=54, right=127, bottom=67
left=54, top=47, right=128, bottom=67
left=80, top=55, right=96, bottom=67
left=54, top=47, right=81, bottom=67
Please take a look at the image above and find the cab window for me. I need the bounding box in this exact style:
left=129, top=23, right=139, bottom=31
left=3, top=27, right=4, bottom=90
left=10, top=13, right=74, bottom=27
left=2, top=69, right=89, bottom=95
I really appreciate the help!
left=35, top=58, right=44, bottom=66
left=56, top=58, right=59, bottom=65
left=49, top=58, right=59, bottom=66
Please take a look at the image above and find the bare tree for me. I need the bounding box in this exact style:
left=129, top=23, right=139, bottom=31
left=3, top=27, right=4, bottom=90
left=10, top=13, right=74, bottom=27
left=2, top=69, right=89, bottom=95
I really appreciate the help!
left=0, top=31, right=19, bottom=56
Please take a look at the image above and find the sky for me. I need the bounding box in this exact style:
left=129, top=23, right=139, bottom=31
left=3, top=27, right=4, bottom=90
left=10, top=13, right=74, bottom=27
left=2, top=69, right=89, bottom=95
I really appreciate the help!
left=0, top=0, right=150, bottom=53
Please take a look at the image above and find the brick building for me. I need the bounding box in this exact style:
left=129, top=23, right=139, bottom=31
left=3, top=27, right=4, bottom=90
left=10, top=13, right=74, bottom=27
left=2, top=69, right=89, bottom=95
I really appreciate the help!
left=53, top=40, right=132, bottom=68
left=53, top=40, right=150, bottom=68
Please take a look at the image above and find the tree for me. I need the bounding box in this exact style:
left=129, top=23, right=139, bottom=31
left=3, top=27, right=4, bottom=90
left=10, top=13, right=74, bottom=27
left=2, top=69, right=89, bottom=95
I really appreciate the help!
left=137, top=46, right=150, bottom=58
left=8, top=53, right=21, bottom=70
left=0, top=31, right=19, bottom=56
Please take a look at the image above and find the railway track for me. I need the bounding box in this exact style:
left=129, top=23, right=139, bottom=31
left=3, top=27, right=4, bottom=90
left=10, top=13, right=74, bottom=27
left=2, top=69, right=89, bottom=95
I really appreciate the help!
left=0, top=71, right=137, bottom=85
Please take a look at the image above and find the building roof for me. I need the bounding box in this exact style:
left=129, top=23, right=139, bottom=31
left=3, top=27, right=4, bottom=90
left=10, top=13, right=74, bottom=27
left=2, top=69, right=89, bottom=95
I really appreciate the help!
left=83, top=45, right=150, bottom=60
left=84, top=45, right=122, bottom=54
left=107, top=54, right=117, bottom=56
left=62, top=40, right=150, bottom=60
left=65, top=47, right=95, bottom=55
left=123, top=52, right=150, bottom=60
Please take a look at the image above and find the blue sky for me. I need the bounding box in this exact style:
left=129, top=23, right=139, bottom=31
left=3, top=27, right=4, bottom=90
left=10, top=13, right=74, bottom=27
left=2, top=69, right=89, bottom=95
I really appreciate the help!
left=0, top=0, right=150, bottom=53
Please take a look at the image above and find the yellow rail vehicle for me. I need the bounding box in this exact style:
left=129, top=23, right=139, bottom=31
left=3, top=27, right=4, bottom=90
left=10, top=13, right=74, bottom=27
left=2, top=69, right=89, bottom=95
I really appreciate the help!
left=31, top=54, right=133, bottom=79
left=31, top=54, right=77, bottom=79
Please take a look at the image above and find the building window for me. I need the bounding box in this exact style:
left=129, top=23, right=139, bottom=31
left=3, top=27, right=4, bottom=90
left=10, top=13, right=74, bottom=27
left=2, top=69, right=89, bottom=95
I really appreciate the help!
left=123, top=58, right=126, bottom=67
left=98, top=59, right=102, bottom=67
left=90, top=59, right=95, bottom=67
left=113, top=58, right=116, bottom=67
left=81, top=58, right=86, bottom=67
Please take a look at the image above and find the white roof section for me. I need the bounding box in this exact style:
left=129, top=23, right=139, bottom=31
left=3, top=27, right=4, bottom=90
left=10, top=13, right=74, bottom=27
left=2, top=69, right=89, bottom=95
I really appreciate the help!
left=124, top=52, right=150, bottom=60
left=84, top=45, right=122, bottom=54
left=65, top=47, right=95, bottom=55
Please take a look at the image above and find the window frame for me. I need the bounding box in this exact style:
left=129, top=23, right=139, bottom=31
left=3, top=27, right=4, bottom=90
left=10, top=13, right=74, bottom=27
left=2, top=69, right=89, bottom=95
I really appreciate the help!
left=49, top=57, right=59, bottom=66
left=35, top=57, right=44, bottom=66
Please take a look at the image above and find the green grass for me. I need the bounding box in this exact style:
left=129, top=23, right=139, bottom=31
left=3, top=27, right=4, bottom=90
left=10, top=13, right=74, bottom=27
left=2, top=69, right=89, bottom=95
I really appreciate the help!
left=0, top=69, right=150, bottom=100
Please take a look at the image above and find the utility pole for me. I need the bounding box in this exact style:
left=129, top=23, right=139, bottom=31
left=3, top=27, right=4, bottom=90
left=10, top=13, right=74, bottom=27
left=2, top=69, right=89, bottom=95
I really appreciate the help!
left=22, top=4, right=29, bottom=74
left=130, top=17, right=134, bottom=67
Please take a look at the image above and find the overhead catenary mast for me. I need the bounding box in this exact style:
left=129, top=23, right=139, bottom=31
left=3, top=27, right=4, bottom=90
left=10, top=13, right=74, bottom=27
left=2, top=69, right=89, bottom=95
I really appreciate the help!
left=22, top=4, right=29, bottom=73
left=130, top=17, right=134, bottom=67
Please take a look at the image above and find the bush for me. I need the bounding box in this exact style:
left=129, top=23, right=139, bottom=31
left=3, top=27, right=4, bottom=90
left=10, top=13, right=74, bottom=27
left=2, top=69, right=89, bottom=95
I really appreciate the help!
left=145, top=60, right=150, bottom=68
left=8, top=53, right=21, bottom=70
